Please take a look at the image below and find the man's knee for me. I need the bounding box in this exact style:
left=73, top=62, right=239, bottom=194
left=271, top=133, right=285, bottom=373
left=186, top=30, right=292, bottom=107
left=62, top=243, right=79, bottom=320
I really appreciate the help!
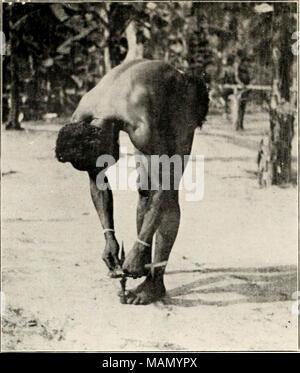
left=157, top=201, right=180, bottom=243
left=163, top=197, right=180, bottom=222
left=137, top=187, right=150, bottom=199
left=163, top=190, right=179, bottom=206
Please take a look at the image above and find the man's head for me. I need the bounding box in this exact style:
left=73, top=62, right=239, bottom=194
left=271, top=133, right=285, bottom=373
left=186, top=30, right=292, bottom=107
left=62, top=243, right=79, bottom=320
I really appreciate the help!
left=55, top=121, right=107, bottom=172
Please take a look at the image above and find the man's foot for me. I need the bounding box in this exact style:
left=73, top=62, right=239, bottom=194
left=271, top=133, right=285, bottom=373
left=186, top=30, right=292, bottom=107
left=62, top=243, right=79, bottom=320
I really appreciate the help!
left=120, top=277, right=166, bottom=305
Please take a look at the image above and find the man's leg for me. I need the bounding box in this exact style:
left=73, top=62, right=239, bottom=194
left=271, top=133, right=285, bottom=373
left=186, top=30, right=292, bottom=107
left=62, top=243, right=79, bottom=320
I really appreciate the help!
left=125, top=192, right=180, bottom=305
left=153, top=192, right=180, bottom=285
left=135, top=151, right=153, bottom=264
left=136, top=188, right=152, bottom=264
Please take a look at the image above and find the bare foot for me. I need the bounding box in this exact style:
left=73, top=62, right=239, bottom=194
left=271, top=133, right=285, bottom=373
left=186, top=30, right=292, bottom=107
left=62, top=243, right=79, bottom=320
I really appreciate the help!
left=120, top=277, right=166, bottom=305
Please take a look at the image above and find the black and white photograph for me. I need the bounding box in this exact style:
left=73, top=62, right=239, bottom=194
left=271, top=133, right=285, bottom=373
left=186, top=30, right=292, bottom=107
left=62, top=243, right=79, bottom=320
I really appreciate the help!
left=1, top=0, right=298, bottom=352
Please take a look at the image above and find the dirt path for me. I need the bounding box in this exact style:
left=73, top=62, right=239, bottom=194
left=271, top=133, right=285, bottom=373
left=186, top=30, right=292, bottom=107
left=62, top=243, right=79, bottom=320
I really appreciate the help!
left=1, top=114, right=298, bottom=351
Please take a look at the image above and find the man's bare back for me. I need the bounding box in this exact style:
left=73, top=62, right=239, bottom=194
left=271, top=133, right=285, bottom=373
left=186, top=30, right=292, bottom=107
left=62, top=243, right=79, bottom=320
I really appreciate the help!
left=56, top=59, right=209, bottom=304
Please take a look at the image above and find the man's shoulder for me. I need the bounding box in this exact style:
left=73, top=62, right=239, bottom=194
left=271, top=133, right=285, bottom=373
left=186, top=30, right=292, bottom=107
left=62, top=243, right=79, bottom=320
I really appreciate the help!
left=113, top=59, right=173, bottom=78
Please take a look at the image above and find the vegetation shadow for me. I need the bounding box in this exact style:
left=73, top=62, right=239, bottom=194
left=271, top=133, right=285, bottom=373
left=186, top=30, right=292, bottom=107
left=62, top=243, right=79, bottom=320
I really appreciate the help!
left=163, top=265, right=297, bottom=307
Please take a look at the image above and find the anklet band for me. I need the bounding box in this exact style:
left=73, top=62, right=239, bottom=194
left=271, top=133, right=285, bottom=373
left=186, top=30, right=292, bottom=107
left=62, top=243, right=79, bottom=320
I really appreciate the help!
left=136, top=238, right=151, bottom=247
left=144, top=261, right=168, bottom=269
left=103, top=228, right=115, bottom=234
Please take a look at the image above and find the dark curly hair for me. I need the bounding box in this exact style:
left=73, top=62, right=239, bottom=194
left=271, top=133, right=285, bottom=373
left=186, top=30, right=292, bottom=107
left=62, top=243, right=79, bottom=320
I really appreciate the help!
left=55, top=121, right=106, bottom=172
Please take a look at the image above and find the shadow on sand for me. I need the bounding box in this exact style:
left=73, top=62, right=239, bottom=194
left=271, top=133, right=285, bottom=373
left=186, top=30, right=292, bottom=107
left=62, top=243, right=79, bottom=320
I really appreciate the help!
left=163, top=265, right=297, bottom=307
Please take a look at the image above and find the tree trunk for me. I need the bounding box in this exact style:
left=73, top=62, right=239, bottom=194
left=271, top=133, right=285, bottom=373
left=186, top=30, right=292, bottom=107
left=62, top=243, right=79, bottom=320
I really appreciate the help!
left=258, top=13, right=295, bottom=186
left=231, top=58, right=250, bottom=131
left=6, top=8, right=22, bottom=130
left=230, top=88, right=248, bottom=131
left=100, top=5, right=112, bottom=73
left=258, top=105, right=294, bottom=187
left=257, top=136, right=275, bottom=188
left=268, top=104, right=294, bottom=184
left=124, top=20, right=144, bottom=62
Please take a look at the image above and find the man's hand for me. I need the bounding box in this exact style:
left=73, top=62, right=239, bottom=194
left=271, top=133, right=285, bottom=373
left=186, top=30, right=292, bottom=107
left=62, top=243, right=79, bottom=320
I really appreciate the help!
left=102, top=238, right=121, bottom=272
left=122, top=242, right=149, bottom=278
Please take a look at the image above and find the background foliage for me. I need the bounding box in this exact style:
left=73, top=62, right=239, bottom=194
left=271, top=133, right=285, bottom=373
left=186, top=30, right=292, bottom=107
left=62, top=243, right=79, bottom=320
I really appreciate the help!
left=2, top=1, right=297, bottom=121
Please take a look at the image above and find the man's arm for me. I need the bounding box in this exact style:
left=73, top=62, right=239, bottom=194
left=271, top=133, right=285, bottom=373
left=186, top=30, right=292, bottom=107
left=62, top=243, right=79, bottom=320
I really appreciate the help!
left=138, top=190, right=165, bottom=243
left=89, top=174, right=120, bottom=271
left=122, top=189, right=166, bottom=276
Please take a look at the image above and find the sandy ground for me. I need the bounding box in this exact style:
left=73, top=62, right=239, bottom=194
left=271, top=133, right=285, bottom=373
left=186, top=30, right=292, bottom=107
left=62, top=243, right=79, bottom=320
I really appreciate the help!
left=1, top=113, right=298, bottom=351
